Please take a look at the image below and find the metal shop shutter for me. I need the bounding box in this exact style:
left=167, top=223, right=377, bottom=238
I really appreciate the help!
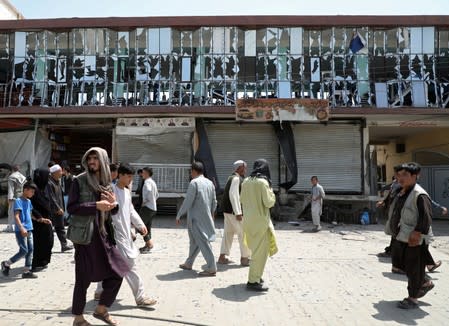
left=115, top=131, right=193, bottom=165
left=291, top=123, right=362, bottom=192
left=205, top=123, right=279, bottom=189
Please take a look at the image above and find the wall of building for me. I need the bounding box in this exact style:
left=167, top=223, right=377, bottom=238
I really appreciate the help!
left=377, top=128, right=449, bottom=183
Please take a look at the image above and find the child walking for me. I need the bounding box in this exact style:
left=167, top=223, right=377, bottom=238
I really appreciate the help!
left=2, top=181, right=39, bottom=278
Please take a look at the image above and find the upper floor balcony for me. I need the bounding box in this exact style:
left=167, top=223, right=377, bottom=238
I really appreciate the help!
left=0, top=17, right=448, bottom=113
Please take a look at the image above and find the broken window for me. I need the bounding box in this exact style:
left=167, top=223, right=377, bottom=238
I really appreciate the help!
left=333, top=28, right=347, bottom=55
left=278, top=28, right=290, bottom=55
left=439, top=29, right=449, bottom=56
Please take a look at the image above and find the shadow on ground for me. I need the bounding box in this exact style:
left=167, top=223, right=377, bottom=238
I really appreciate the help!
left=372, top=300, right=430, bottom=325
left=212, top=283, right=267, bottom=302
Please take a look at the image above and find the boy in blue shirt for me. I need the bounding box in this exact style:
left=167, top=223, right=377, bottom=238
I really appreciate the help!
left=1, top=181, right=39, bottom=278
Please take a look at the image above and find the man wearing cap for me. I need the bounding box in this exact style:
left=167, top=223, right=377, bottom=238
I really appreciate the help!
left=386, top=162, right=434, bottom=309
left=48, top=164, right=72, bottom=252
left=217, top=160, right=251, bottom=266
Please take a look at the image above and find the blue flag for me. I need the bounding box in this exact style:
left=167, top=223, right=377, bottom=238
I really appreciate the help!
left=349, top=34, right=364, bottom=53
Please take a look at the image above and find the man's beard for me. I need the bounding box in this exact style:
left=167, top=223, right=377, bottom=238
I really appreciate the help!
left=88, top=166, right=98, bottom=173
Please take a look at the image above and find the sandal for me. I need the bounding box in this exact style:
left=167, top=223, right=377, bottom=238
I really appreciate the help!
left=179, top=263, right=192, bottom=270
left=427, top=260, right=442, bottom=272
left=417, top=282, right=435, bottom=298
left=397, top=298, right=418, bottom=309
left=137, top=297, right=157, bottom=307
left=93, top=311, right=118, bottom=325
left=198, top=270, right=216, bottom=277
left=217, top=258, right=233, bottom=265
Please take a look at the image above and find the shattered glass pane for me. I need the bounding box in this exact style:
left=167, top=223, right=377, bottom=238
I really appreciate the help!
left=136, top=28, right=147, bottom=55
left=411, top=54, right=423, bottom=79
left=309, top=30, right=320, bottom=56
left=73, top=30, right=84, bottom=55
left=202, top=27, right=212, bottom=54
left=57, top=32, right=69, bottom=57
left=85, top=29, right=96, bottom=55
left=118, top=32, right=129, bottom=56
left=108, top=31, right=117, bottom=55
left=212, top=55, right=224, bottom=80
left=212, top=27, right=225, bottom=54
left=47, top=31, right=56, bottom=56
left=386, top=29, right=397, bottom=54
left=267, top=55, right=276, bottom=80
left=398, top=27, right=409, bottom=54
left=373, top=30, right=385, bottom=56
left=333, top=28, right=346, bottom=55
left=321, top=29, right=332, bottom=56
left=181, top=30, right=192, bottom=56
left=256, top=56, right=265, bottom=81
left=267, top=28, right=278, bottom=54
left=225, top=55, right=237, bottom=80
left=0, top=34, right=9, bottom=58
left=256, top=29, right=266, bottom=55
left=399, top=54, right=409, bottom=79
left=439, top=30, right=449, bottom=56
left=278, top=28, right=290, bottom=55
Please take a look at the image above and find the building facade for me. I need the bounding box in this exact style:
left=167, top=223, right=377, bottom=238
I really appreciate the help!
left=1, top=16, right=449, bottom=216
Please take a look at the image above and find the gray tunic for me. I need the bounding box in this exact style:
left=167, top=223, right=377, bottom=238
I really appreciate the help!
left=176, top=175, right=217, bottom=241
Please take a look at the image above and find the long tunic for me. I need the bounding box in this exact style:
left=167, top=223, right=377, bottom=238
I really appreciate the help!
left=67, top=179, right=130, bottom=281
left=241, top=177, right=278, bottom=256
left=176, top=175, right=217, bottom=242
left=111, top=184, right=145, bottom=259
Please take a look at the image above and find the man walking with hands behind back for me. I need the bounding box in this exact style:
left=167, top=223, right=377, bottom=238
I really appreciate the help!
left=218, top=160, right=251, bottom=266
left=176, top=161, right=217, bottom=277
left=311, top=176, right=325, bottom=232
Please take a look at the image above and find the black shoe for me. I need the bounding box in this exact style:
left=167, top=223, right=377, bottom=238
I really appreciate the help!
left=22, top=271, right=38, bottom=279
left=139, top=246, right=152, bottom=254
left=1, top=261, right=10, bottom=276
left=246, top=282, right=269, bottom=292
left=61, top=245, right=73, bottom=252
left=376, top=251, right=391, bottom=258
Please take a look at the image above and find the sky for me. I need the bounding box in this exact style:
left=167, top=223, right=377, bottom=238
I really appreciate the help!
left=7, top=0, right=449, bottom=19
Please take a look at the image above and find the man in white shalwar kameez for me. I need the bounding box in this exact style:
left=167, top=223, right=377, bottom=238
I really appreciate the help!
left=176, top=162, right=217, bottom=276
left=217, top=160, right=251, bottom=266
left=311, top=176, right=325, bottom=232
left=95, top=163, right=157, bottom=307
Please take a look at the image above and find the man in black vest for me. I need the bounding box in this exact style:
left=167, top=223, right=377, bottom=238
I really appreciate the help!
left=218, top=160, right=251, bottom=266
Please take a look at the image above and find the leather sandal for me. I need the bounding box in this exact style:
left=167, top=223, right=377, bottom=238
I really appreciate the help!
left=198, top=270, right=216, bottom=277
left=92, top=311, right=118, bottom=325
left=179, top=263, right=192, bottom=270
left=73, top=320, right=92, bottom=326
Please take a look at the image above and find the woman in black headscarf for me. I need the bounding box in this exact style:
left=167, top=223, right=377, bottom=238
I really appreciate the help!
left=31, top=168, right=54, bottom=271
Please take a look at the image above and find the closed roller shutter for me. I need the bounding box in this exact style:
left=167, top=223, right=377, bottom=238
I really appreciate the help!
left=205, top=123, right=279, bottom=189
left=291, top=122, right=362, bottom=192
left=115, top=131, right=193, bottom=164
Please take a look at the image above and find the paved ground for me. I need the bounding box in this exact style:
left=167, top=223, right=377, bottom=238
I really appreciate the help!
left=1, top=215, right=449, bottom=326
